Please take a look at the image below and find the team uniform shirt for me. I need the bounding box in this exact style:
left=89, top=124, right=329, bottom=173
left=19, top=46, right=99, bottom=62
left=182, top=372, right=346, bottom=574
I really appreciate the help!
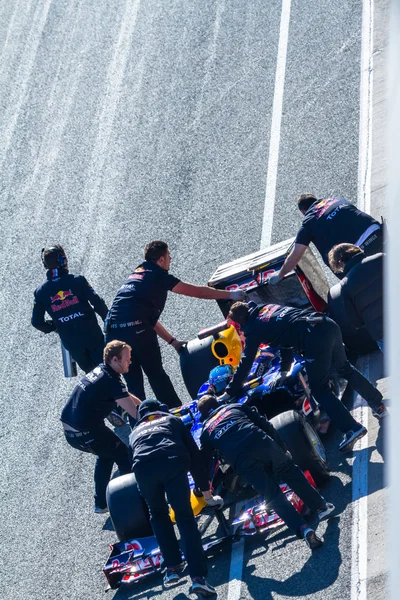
left=129, top=411, right=209, bottom=490
left=295, top=197, right=380, bottom=267
left=61, top=363, right=129, bottom=430
left=107, top=261, right=181, bottom=327
left=226, top=301, right=318, bottom=397
left=200, top=403, right=286, bottom=468
left=32, top=268, right=108, bottom=334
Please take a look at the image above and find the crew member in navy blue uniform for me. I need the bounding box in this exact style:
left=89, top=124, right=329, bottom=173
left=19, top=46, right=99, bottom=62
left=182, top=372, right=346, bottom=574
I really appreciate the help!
left=267, top=194, right=384, bottom=284
left=61, top=340, right=141, bottom=513
left=328, top=244, right=385, bottom=360
left=129, top=399, right=223, bottom=597
left=223, top=301, right=386, bottom=452
left=105, top=240, right=246, bottom=408
left=198, top=395, right=335, bottom=549
left=31, top=245, right=109, bottom=373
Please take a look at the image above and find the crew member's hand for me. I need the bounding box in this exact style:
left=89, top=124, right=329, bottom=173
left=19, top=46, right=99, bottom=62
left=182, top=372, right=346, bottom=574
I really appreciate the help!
left=171, top=339, right=187, bottom=352
left=204, top=495, right=224, bottom=509
left=266, top=273, right=282, bottom=286
left=218, top=392, right=231, bottom=403
left=229, top=290, right=248, bottom=302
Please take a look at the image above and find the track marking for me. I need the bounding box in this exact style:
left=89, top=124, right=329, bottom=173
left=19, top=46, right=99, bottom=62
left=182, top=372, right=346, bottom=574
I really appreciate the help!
left=351, top=358, right=370, bottom=600
left=227, top=2, right=292, bottom=597
left=260, top=0, right=292, bottom=249
left=358, top=0, right=374, bottom=215
left=352, top=1, right=374, bottom=598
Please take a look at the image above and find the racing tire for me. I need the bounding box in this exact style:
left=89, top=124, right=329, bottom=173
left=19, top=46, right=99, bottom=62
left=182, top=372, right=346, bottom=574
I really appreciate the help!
left=327, top=283, right=377, bottom=355
left=180, top=335, right=219, bottom=399
left=106, top=473, right=152, bottom=542
left=270, top=410, right=329, bottom=486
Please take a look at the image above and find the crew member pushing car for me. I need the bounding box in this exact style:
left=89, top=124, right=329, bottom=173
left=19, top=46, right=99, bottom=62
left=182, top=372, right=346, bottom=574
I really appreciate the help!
left=32, top=245, right=109, bottom=373
left=222, top=301, right=387, bottom=452
left=328, top=244, right=385, bottom=355
left=61, top=340, right=141, bottom=513
left=129, top=399, right=223, bottom=597
left=105, top=240, right=246, bottom=408
left=267, top=194, right=385, bottom=284
left=198, top=395, right=335, bottom=549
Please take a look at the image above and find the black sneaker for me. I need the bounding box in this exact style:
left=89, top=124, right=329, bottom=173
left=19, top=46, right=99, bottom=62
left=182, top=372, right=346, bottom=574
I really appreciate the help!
left=189, top=577, right=216, bottom=597
left=371, top=402, right=388, bottom=419
left=338, top=425, right=367, bottom=452
left=163, top=562, right=185, bottom=587
left=316, top=502, right=336, bottom=522
left=302, top=527, right=323, bottom=550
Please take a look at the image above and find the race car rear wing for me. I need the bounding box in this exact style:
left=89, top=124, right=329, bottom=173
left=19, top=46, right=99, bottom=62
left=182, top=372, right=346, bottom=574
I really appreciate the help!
left=208, top=238, right=330, bottom=317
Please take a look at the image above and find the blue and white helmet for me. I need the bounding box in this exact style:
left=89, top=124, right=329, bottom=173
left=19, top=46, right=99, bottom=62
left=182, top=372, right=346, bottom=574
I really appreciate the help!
left=208, top=364, right=234, bottom=393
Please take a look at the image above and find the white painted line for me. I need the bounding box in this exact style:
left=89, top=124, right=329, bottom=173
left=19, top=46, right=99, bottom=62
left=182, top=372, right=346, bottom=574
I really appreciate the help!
left=260, top=0, right=292, bottom=249
left=352, top=1, right=374, bottom=597
left=358, top=0, right=374, bottom=214
left=351, top=358, right=370, bottom=600
left=227, top=2, right=292, bottom=597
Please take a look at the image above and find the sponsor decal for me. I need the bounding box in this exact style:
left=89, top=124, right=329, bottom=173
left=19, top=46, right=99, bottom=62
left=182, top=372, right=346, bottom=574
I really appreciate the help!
left=206, top=408, right=231, bottom=432
left=50, top=289, right=79, bottom=312
left=225, top=269, right=276, bottom=292
left=312, top=197, right=344, bottom=219
left=258, top=304, right=280, bottom=322
left=58, top=311, right=84, bottom=322
left=77, top=381, right=86, bottom=391
left=86, top=366, right=102, bottom=382
left=215, top=419, right=235, bottom=439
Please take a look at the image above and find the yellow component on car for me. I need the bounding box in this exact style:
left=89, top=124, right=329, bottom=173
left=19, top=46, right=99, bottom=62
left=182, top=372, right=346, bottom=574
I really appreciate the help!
left=211, top=325, right=242, bottom=367
left=170, top=490, right=207, bottom=523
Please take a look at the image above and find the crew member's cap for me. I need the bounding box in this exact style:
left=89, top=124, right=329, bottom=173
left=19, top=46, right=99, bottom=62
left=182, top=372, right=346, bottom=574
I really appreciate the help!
left=137, top=398, right=169, bottom=420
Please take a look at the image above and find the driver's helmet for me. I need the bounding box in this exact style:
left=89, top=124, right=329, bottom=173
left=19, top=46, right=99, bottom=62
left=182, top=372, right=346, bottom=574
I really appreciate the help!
left=208, top=364, right=234, bottom=394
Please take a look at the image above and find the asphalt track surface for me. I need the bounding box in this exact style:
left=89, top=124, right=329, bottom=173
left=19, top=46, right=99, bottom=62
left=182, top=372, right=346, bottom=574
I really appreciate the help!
left=0, top=1, right=388, bottom=599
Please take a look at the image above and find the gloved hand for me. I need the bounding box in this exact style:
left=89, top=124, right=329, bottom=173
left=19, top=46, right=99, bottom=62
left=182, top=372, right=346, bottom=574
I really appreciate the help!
left=171, top=339, right=187, bottom=353
left=229, top=290, right=248, bottom=301
left=205, top=495, right=224, bottom=509
left=217, top=392, right=231, bottom=403
left=266, top=273, right=282, bottom=286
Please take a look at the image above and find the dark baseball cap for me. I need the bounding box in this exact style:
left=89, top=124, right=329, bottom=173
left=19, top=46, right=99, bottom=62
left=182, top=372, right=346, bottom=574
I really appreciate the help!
left=137, top=399, right=168, bottom=420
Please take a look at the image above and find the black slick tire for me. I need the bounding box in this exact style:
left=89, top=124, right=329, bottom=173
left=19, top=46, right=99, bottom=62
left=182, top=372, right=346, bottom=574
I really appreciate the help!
left=270, top=410, right=329, bottom=486
left=106, top=473, right=152, bottom=541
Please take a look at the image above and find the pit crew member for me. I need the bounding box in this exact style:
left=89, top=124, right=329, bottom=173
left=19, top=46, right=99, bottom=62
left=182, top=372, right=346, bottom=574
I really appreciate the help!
left=61, top=341, right=141, bottom=513
left=129, top=398, right=223, bottom=597
left=105, top=240, right=246, bottom=408
left=267, top=194, right=384, bottom=284
left=222, top=301, right=387, bottom=452
left=198, top=394, right=335, bottom=549
left=31, top=245, right=108, bottom=373
left=328, top=244, right=384, bottom=353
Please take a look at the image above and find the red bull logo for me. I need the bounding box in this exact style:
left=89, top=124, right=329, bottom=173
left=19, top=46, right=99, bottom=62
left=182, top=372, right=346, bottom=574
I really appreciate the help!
left=50, top=289, right=79, bottom=312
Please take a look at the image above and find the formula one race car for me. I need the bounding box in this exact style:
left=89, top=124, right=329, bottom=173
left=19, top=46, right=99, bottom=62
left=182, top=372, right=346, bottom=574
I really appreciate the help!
left=179, top=238, right=376, bottom=399
left=104, top=363, right=328, bottom=590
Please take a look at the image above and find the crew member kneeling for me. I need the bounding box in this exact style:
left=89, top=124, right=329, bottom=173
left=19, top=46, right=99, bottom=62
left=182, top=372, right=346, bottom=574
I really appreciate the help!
left=129, top=399, right=223, bottom=597
left=198, top=395, right=335, bottom=549
left=61, top=340, right=141, bottom=513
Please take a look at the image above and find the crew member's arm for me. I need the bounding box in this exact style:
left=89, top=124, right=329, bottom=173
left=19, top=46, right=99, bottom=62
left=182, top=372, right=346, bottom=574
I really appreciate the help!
left=172, top=281, right=246, bottom=302
left=239, top=404, right=287, bottom=451
left=31, top=296, right=56, bottom=334
left=224, top=336, right=260, bottom=398
left=77, top=276, right=109, bottom=320
left=115, top=392, right=141, bottom=419
left=154, top=321, right=186, bottom=351
left=268, top=244, right=308, bottom=284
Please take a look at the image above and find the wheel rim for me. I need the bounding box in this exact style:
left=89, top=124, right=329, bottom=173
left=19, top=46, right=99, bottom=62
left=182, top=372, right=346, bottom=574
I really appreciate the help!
left=303, top=420, right=327, bottom=464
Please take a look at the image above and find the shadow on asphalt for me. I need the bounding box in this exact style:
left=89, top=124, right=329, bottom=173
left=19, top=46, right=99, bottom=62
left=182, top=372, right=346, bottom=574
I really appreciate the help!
left=243, top=518, right=342, bottom=598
